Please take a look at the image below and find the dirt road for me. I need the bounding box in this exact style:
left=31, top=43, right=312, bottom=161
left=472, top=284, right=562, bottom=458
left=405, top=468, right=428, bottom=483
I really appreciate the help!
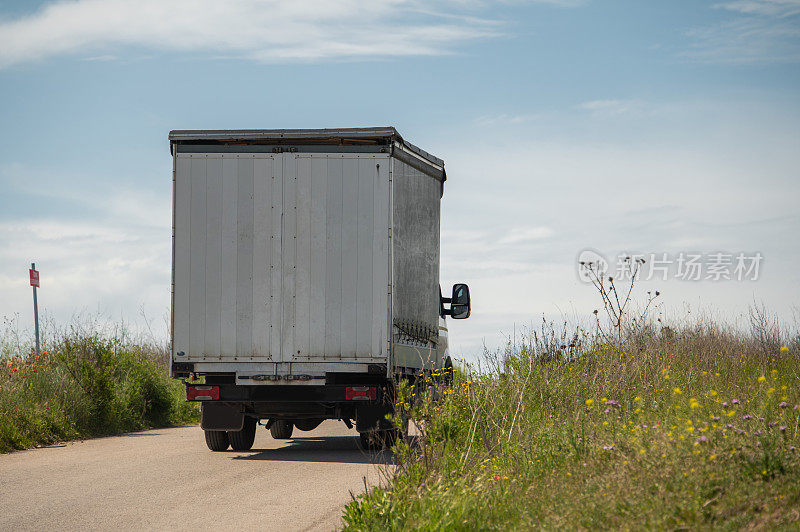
left=0, top=423, right=391, bottom=531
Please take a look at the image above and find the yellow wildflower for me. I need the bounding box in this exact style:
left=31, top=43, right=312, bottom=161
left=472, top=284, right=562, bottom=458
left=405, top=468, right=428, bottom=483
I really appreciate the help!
left=758, top=376, right=766, bottom=382
left=780, top=346, right=789, bottom=353
left=673, top=387, right=682, bottom=395
left=585, top=399, right=594, bottom=407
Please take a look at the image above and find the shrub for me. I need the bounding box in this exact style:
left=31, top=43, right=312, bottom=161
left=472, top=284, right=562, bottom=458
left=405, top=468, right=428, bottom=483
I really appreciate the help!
left=0, top=323, right=198, bottom=453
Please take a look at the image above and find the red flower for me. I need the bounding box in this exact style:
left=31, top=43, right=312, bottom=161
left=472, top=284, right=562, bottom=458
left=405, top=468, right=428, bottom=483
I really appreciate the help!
left=11, top=367, right=18, bottom=372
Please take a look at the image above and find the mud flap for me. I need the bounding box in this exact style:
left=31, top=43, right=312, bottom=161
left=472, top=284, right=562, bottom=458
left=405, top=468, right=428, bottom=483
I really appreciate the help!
left=201, top=402, right=244, bottom=431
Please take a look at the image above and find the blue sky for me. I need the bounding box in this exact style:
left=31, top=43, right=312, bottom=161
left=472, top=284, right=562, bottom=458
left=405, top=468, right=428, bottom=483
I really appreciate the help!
left=1, top=0, right=798, bottom=355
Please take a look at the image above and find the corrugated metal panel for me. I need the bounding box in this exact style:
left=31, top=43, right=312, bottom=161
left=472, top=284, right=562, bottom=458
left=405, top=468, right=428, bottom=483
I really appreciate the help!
left=204, top=156, right=222, bottom=357
left=391, top=156, right=441, bottom=352
left=252, top=157, right=273, bottom=360
left=172, top=152, right=390, bottom=363
left=220, top=156, right=239, bottom=358
left=173, top=156, right=191, bottom=357
left=294, top=153, right=390, bottom=361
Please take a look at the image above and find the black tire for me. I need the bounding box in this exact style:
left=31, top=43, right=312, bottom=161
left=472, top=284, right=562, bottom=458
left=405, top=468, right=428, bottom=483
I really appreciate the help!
left=204, top=430, right=230, bottom=452
left=229, top=417, right=257, bottom=451
left=270, top=420, right=294, bottom=439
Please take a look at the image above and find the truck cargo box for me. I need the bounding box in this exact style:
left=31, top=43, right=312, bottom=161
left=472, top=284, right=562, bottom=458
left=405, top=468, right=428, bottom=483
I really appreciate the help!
left=169, top=128, right=446, bottom=378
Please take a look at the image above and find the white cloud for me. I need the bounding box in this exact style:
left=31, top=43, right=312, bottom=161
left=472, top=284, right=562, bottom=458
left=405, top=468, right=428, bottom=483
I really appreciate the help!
left=685, top=1, right=800, bottom=63
left=0, top=0, right=506, bottom=69
left=576, top=99, right=642, bottom=117
left=438, top=101, right=800, bottom=355
left=715, top=0, right=800, bottom=17
left=475, top=113, right=541, bottom=126
left=498, top=226, right=553, bottom=244
left=0, top=179, right=172, bottom=340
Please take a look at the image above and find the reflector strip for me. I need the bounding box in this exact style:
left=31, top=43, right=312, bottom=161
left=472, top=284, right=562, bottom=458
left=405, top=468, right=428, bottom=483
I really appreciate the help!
left=187, top=385, right=219, bottom=401
left=345, top=386, right=377, bottom=401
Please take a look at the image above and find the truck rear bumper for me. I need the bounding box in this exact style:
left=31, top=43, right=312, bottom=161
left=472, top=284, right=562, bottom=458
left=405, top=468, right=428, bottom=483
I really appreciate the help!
left=188, top=383, right=383, bottom=403
left=194, top=384, right=393, bottom=432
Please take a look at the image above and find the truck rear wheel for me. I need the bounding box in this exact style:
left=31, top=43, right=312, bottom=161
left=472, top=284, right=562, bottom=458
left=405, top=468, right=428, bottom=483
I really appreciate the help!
left=270, top=420, right=294, bottom=439
left=204, top=430, right=230, bottom=452
left=229, top=417, right=257, bottom=451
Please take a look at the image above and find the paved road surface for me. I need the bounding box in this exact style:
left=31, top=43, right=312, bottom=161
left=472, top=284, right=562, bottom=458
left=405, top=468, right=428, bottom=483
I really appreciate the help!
left=0, top=422, right=392, bottom=531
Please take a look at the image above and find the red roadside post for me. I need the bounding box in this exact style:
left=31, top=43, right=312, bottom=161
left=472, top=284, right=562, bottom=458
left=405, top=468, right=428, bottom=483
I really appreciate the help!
left=30, top=263, right=40, bottom=358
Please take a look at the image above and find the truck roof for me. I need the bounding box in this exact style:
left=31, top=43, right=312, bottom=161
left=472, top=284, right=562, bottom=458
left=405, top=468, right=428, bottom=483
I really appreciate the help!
left=168, top=127, right=444, bottom=169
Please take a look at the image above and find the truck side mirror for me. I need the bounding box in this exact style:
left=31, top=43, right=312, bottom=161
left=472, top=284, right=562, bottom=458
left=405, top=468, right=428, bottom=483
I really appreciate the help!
left=449, top=283, right=471, bottom=319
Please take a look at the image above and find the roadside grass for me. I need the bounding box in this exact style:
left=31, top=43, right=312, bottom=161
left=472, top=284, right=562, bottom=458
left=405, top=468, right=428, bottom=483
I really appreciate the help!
left=0, top=319, right=198, bottom=453
left=343, top=321, right=800, bottom=530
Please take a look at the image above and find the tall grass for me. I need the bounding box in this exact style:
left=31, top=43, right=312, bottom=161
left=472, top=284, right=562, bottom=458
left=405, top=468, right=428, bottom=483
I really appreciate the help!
left=343, top=317, right=800, bottom=530
left=0, top=316, right=198, bottom=453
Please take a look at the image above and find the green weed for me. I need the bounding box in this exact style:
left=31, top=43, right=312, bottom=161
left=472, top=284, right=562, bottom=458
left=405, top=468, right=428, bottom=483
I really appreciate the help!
left=344, top=321, right=800, bottom=530
left=0, top=322, right=197, bottom=453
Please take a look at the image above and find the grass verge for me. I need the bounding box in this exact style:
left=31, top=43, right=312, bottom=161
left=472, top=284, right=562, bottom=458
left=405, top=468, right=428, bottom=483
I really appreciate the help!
left=343, top=322, right=800, bottom=530
left=1, top=324, right=198, bottom=453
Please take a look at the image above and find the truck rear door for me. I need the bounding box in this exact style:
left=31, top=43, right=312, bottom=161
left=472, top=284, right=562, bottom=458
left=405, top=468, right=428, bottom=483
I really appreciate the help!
left=172, top=151, right=390, bottom=365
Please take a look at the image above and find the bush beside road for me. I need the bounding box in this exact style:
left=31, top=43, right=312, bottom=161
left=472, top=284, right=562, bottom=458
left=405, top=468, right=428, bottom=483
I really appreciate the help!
left=1, top=325, right=197, bottom=453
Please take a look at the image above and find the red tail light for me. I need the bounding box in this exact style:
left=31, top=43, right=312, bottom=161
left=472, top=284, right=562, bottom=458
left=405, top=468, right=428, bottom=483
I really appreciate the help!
left=345, top=386, right=377, bottom=401
left=187, top=385, right=219, bottom=401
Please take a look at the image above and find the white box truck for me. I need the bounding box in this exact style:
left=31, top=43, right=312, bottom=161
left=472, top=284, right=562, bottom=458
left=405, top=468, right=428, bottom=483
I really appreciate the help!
left=169, top=127, right=471, bottom=451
